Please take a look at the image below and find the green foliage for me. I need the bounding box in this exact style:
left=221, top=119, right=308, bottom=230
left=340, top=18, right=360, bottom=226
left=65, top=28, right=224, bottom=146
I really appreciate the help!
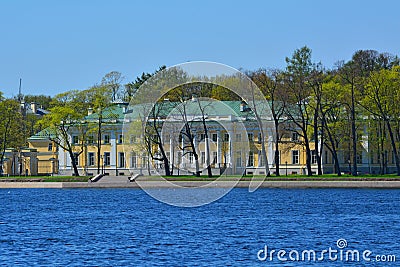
left=0, top=99, right=25, bottom=173
left=23, top=94, right=53, bottom=109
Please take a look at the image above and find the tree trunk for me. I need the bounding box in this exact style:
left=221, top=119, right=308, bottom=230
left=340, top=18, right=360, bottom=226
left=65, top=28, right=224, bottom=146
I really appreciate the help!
left=313, top=109, right=323, bottom=175
left=0, top=117, right=12, bottom=176
left=324, top=120, right=341, bottom=176
left=68, top=149, right=80, bottom=176
left=163, top=156, right=171, bottom=176
left=303, top=134, right=313, bottom=176
left=385, top=119, right=400, bottom=176
left=201, top=115, right=212, bottom=177
left=194, top=154, right=200, bottom=177
left=350, top=85, right=358, bottom=176
left=274, top=122, right=280, bottom=176
left=317, top=125, right=324, bottom=175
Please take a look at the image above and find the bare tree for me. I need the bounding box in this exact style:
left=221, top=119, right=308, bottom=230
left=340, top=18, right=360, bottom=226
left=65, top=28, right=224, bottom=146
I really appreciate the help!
left=249, top=69, right=285, bottom=175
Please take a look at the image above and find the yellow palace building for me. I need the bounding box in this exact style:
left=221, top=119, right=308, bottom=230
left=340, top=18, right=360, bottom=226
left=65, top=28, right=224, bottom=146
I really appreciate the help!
left=28, top=100, right=319, bottom=176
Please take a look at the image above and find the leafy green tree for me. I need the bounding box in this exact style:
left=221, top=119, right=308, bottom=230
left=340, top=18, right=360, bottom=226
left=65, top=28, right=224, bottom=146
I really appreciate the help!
left=283, top=46, right=315, bottom=176
left=38, top=90, right=87, bottom=176
left=336, top=50, right=399, bottom=175
left=211, top=85, right=240, bottom=101
left=361, top=67, right=400, bottom=175
left=320, top=77, right=349, bottom=175
left=102, top=71, right=124, bottom=102
left=78, top=85, right=114, bottom=175
left=124, top=66, right=167, bottom=101
left=23, top=94, right=53, bottom=109
left=0, top=99, right=25, bottom=175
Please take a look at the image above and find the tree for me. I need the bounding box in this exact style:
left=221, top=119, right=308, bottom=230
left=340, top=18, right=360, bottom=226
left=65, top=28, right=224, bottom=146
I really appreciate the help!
left=124, top=66, right=167, bottom=101
left=23, top=94, right=53, bottom=109
left=361, top=67, right=400, bottom=175
left=249, top=69, right=285, bottom=176
left=336, top=50, right=399, bottom=176
left=0, top=99, right=25, bottom=176
left=308, top=63, right=326, bottom=175
left=38, top=90, right=87, bottom=176
left=283, top=46, right=314, bottom=176
left=175, top=99, right=201, bottom=176
left=211, top=85, right=240, bottom=101
left=102, top=71, right=124, bottom=102
left=144, top=101, right=172, bottom=176
left=320, top=77, right=349, bottom=175
left=196, top=96, right=213, bottom=177
left=81, top=85, right=114, bottom=174
left=127, top=66, right=179, bottom=176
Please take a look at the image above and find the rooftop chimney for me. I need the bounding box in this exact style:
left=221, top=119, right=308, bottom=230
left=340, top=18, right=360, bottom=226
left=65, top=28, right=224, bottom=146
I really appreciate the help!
left=30, top=102, right=37, bottom=114
left=88, top=107, right=93, bottom=116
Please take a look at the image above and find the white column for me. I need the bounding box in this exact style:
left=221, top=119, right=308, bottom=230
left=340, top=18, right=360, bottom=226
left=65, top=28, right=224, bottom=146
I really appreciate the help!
left=228, top=131, right=233, bottom=166
left=169, top=137, right=173, bottom=169
left=59, top=147, right=66, bottom=170
left=181, top=134, right=185, bottom=168
left=217, top=130, right=221, bottom=166
left=205, top=136, right=209, bottom=168
left=110, top=131, right=117, bottom=168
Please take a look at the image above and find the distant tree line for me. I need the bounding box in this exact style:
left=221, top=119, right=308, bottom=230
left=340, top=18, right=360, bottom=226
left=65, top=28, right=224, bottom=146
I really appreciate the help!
left=1, top=47, right=400, bottom=176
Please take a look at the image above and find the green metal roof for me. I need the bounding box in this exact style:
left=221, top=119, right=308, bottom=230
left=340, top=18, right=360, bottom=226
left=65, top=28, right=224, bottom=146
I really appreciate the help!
left=85, top=104, right=126, bottom=121
left=28, top=101, right=272, bottom=140
left=28, top=128, right=56, bottom=141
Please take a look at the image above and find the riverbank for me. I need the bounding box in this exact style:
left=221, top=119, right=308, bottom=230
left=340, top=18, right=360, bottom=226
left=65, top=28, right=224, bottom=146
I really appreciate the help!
left=1, top=180, right=400, bottom=189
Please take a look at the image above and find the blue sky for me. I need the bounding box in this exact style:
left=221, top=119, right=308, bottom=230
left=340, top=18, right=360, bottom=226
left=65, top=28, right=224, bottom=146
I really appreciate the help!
left=1, top=0, right=399, bottom=98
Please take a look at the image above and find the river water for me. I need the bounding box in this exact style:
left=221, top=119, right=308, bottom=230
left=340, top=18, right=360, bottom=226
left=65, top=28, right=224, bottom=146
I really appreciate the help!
left=0, top=188, right=399, bottom=266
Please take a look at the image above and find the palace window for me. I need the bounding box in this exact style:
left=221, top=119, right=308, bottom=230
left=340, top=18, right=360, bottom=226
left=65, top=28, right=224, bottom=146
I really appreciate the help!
left=292, top=132, right=299, bottom=142
left=212, top=133, right=218, bottom=142
left=88, top=152, right=95, bottom=166
left=72, top=135, right=79, bottom=144
left=104, top=134, right=110, bottom=144
left=248, top=151, right=254, bottom=167
left=104, top=152, right=110, bottom=166
left=311, top=150, right=317, bottom=164
left=292, top=150, right=299, bottom=164
left=130, top=152, right=137, bottom=168
left=119, top=152, right=125, bottom=168
left=48, top=143, right=53, bottom=151
left=236, top=151, right=242, bottom=167
left=247, top=133, right=254, bottom=141
left=224, top=133, right=230, bottom=142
